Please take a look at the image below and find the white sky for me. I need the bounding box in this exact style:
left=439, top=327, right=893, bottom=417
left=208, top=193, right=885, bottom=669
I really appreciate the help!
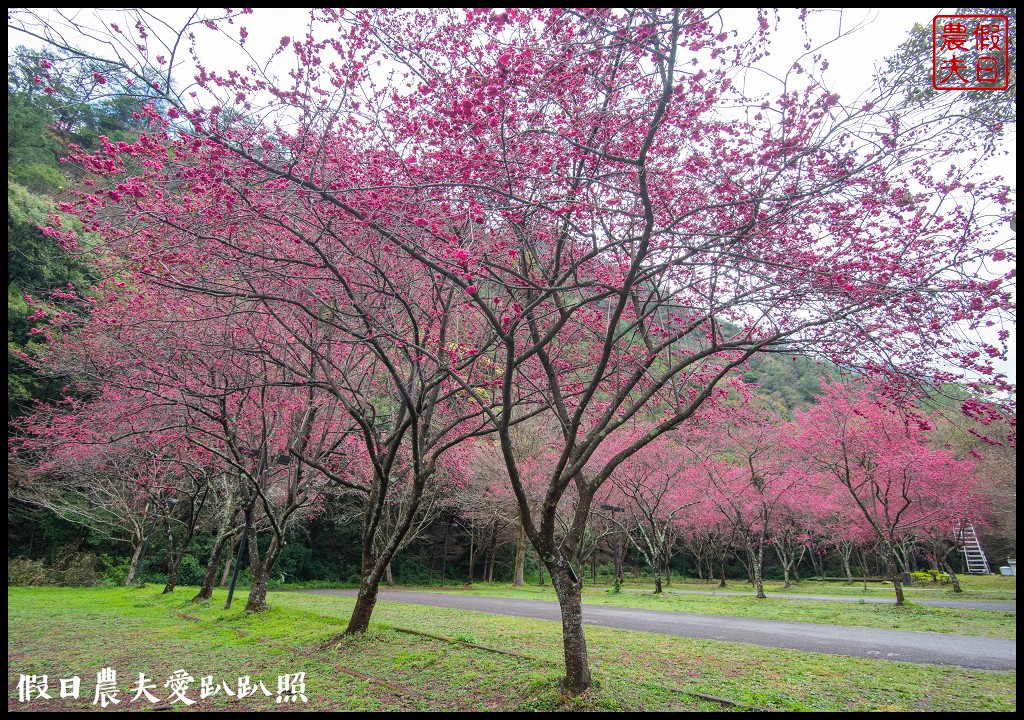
left=8, top=8, right=1016, bottom=384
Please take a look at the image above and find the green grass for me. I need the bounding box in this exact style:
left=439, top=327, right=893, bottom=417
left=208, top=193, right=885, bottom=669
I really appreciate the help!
left=8, top=586, right=1017, bottom=712
left=406, top=577, right=1016, bottom=640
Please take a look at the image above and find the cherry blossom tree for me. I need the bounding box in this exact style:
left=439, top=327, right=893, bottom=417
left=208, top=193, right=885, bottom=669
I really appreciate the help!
left=10, top=7, right=1015, bottom=693
left=605, top=434, right=695, bottom=593
left=687, top=402, right=801, bottom=598
left=12, top=424, right=174, bottom=586
left=789, top=380, right=983, bottom=604
left=18, top=278, right=351, bottom=609
left=803, top=484, right=875, bottom=583
left=676, top=504, right=740, bottom=588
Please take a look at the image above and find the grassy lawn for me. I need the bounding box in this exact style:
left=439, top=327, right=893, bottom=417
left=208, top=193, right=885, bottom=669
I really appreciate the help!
left=663, top=574, right=1018, bottom=600
left=8, top=586, right=1017, bottom=712
left=501, top=573, right=1018, bottom=600
left=402, top=576, right=1016, bottom=640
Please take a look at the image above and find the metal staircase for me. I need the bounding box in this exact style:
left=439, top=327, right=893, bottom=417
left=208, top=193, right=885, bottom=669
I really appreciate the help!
left=957, top=523, right=991, bottom=574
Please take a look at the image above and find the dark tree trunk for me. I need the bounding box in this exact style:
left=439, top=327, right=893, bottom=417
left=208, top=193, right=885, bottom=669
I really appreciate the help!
left=161, top=512, right=180, bottom=594
left=384, top=561, right=394, bottom=586
left=884, top=542, right=905, bottom=606
left=220, top=534, right=237, bottom=587
left=550, top=562, right=592, bottom=695
left=717, top=558, right=727, bottom=588
left=857, top=548, right=870, bottom=591
left=486, top=524, right=497, bottom=582
left=346, top=569, right=384, bottom=634
left=192, top=533, right=229, bottom=602
left=651, top=547, right=665, bottom=593
left=941, top=559, right=963, bottom=593
left=244, top=525, right=281, bottom=612
left=246, top=565, right=271, bottom=612
left=809, top=542, right=824, bottom=578
left=163, top=555, right=181, bottom=594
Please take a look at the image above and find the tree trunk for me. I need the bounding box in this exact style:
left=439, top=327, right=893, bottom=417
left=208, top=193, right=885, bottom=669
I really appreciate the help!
left=467, top=522, right=475, bottom=585
left=808, top=542, right=824, bottom=578
left=163, top=555, right=181, bottom=594
left=616, top=538, right=626, bottom=583
left=717, top=558, right=727, bottom=588
left=841, top=545, right=854, bottom=583
left=538, top=550, right=546, bottom=586
left=384, top=561, right=394, bottom=586
left=161, top=512, right=179, bottom=594
left=664, top=547, right=672, bottom=586
left=513, top=525, right=526, bottom=586
left=346, top=568, right=384, bottom=634
left=192, top=533, right=228, bottom=602
left=124, top=537, right=145, bottom=587
left=246, top=564, right=271, bottom=612
left=777, top=546, right=792, bottom=590
left=941, top=559, right=963, bottom=593
left=244, top=527, right=281, bottom=612
left=485, top=524, right=497, bottom=582
left=220, top=534, right=238, bottom=587
left=550, top=562, right=592, bottom=695
left=653, top=572, right=662, bottom=594
left=753, top=544, right=766, bottom=599
left=884, top=542, right=905, bottom=606
left=857, top=548, right=870, bottom=591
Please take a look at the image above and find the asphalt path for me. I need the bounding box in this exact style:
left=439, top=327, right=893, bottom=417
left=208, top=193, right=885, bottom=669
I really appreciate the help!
left=293, top=588, right=1016, bottom=671
left=628, top=588, right=1016, bottom=612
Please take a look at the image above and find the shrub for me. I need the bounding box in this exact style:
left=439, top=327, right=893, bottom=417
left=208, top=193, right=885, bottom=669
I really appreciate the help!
left=8, top=557, right=48, bottom=586
left=911, top=569, right=951, bottom=584
left=177, top=555, right=205, bottom=585
left=53, top=550, right=100, bottom=587
left=8, top=551, right=105, bottom=587
left=98, top=554, right=132, bottom=586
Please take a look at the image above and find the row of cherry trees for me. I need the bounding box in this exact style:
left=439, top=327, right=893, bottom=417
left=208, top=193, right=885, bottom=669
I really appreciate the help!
left=452, top=383, right=989, bottom=602
left=8, top=8, right=1014, bottom=693
left=14, top=354, right=992, bottom=606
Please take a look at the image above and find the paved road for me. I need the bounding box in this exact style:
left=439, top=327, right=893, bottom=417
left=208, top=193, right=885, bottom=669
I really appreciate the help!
left=293, top=588, right=1016, bottom=671
left=629, top=588, right=1016, bottom=612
